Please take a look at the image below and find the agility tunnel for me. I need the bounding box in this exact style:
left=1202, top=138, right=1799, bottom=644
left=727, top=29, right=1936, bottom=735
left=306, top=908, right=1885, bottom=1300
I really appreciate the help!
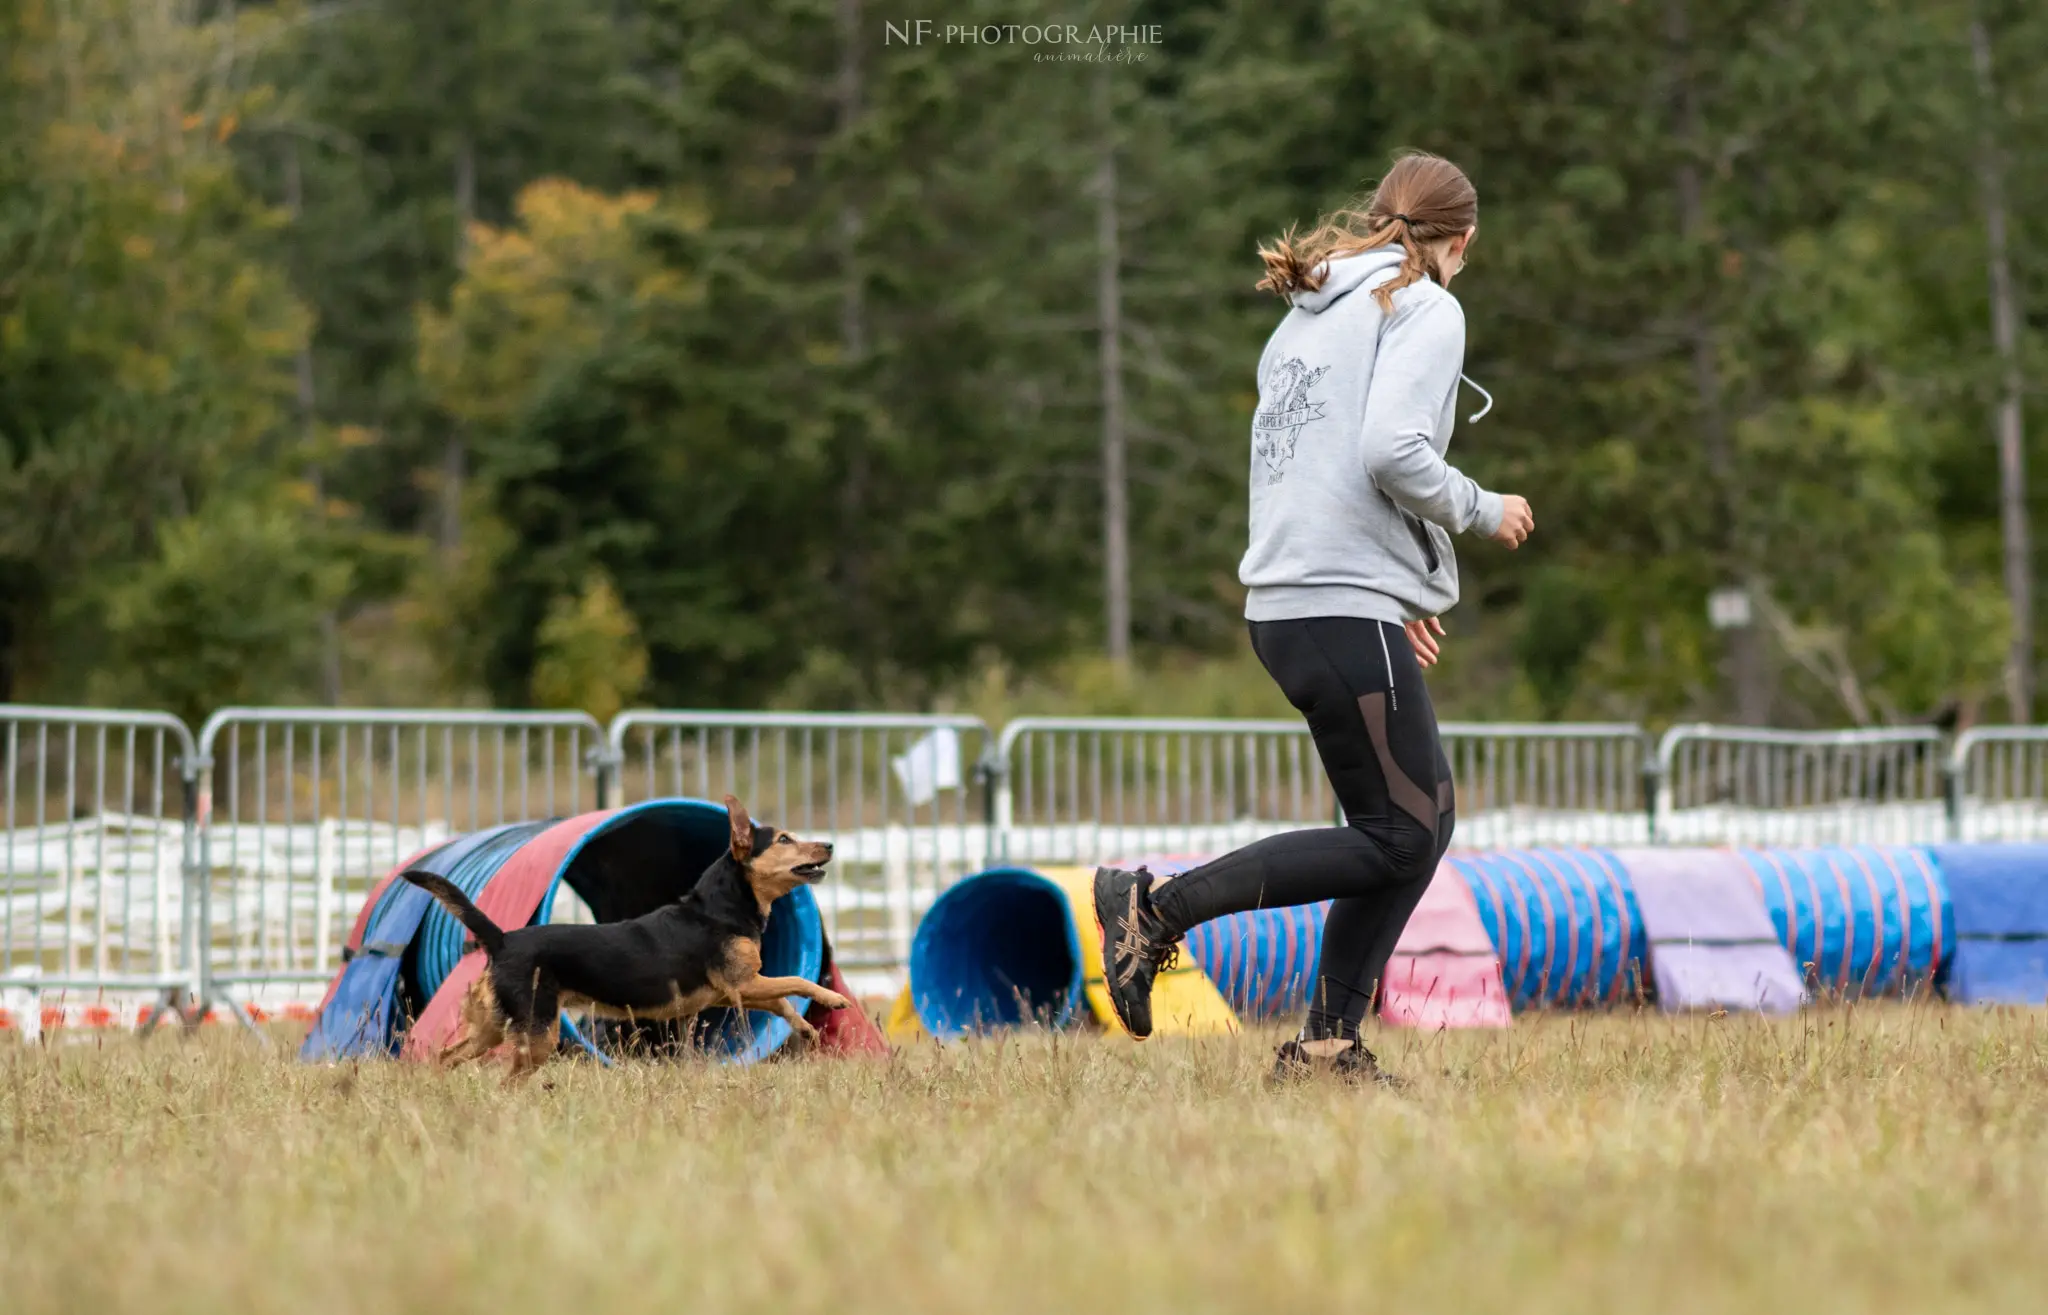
left=1926, top=844, right=2048, bottom=1004
left=874, top=842, right=2024, bottom=1044
left=1377, top=865, right=1514, bottom=1029
left=1451, top=850, right=1646, bottom=1007
left=1444, top=846, right=1959, bottom=1010
left=304, top=798, right=853, bottom=1066
left=1739, top=847, right=1950, bottom=999
left=1615, top=848, right=1804, bottom=1014
left=908, top=867, right=1083, bottom=1036
left=897, top=843, right=1968, bottom=1034
left=905, top=861, right=1236, bottom=1039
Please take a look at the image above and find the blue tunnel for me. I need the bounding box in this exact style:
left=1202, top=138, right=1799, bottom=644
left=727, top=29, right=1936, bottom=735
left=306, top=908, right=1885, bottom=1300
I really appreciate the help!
left=909, top=867, right=1083, bottom=1039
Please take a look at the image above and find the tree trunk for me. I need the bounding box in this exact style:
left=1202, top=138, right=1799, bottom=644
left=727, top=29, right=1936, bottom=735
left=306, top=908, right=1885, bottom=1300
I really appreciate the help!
left=1667, top=0, right=1768, bottom=723
left=1095, top=63, right=1130, bottom=668
left=833, top=0, right=874, bottom=671
left=1971, top=13, right=2033, bottom=722
left=286, top=143, right=343, bottom=705
left=837, top=0, right=866, bottom=367
left=440, top=134, right=477, bottom=556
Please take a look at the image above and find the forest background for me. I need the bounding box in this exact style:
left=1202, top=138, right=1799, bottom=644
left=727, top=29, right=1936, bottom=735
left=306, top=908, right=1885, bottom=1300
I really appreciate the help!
left=3, top=0, right=2044, bottom=734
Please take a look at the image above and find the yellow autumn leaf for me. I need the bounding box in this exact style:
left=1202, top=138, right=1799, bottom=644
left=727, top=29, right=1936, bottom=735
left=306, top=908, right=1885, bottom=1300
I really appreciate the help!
left=421, top=177, right=683, bottom=432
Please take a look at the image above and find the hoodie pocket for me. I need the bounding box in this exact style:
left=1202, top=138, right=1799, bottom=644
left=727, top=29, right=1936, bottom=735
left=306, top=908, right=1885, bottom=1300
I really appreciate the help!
left=1401, top=510, right=1441, bottom=575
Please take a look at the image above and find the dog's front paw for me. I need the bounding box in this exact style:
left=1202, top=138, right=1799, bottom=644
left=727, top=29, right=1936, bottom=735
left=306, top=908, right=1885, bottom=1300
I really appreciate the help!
left=816, top=990, right=851, bottom=1011
left=790, top=1020, right=821, bottom=1047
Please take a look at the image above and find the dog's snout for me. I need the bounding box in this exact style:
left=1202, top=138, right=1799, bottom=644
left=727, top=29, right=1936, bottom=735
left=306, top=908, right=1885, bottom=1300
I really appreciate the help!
left=819, top=842, right=834, bottom=858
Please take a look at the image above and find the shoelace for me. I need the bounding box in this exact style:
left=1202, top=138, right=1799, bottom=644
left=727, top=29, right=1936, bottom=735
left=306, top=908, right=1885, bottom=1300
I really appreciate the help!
left=1111, top=878, right=1180, bottom=986
left=1334, top=1041, right=1381, bottom=1072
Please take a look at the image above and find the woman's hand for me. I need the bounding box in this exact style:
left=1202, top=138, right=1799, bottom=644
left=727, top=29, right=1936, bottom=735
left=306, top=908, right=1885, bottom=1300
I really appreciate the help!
left=1405, top=617, right=1445, bottom=668
left=1489, top=494, right=1534, bottom=549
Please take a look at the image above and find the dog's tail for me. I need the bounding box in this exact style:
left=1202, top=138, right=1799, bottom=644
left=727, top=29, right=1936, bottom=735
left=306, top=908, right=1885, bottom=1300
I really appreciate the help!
left=401, top=870, right=506, bottom=956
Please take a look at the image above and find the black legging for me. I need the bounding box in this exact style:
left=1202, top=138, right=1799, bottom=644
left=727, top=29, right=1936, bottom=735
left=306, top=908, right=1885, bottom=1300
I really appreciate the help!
left=1149, top=616, right=1455, bottom=1041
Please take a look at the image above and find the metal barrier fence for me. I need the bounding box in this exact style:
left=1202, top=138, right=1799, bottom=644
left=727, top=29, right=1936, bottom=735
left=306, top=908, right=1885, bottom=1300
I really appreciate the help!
left=1653, top=725, right=1950, bottom=847
left=15, top=700, right=2048, bottom=1029
left=194, top=708, right=609, bottom=1018
left=993, top=717, right=1654, bottom=867
left=1442, top=722, right=1652, bottom=846
left=1948, top=727, right=2048, bottom=841
left=607, top=712, right=995, bottom=973
left=995, top=717, right=1330, bottom=866
left=0, top=708, right=199, bottom=1016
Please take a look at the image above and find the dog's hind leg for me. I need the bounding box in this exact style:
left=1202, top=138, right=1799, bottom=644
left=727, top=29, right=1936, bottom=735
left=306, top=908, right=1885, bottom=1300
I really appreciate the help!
left=437, top=981, right=505, bottom=1069
left=503, top=977, right=562, bottom=1083
left=505, top=1018, right=559, bottom=1084
left=438, top=1027, right=501, bottom=1069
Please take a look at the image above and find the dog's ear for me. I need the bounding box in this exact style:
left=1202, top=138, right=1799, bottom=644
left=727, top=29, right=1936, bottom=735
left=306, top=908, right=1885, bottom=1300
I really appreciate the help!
left=725, top=795, right=753, bottom=861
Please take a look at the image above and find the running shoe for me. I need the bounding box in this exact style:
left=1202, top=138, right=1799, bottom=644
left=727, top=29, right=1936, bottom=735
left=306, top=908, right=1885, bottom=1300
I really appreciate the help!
left=1092, top=865, right=1180, bottom=1039
left=1268, top=1037, right=1405, bottom=1089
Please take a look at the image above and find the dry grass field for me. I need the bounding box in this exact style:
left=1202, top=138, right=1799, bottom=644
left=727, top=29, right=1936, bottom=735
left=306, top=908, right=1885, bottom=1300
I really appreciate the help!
left=4, top=1008, right=2047, bottom=1315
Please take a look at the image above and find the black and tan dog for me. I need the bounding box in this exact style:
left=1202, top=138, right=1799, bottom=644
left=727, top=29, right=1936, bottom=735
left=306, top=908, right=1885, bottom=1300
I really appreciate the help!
left=402, top=796, right=849, bottom=1078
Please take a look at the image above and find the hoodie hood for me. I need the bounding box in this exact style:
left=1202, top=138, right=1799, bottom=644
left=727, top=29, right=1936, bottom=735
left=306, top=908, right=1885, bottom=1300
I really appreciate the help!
left=1289, top=246, right=1408, bottom=315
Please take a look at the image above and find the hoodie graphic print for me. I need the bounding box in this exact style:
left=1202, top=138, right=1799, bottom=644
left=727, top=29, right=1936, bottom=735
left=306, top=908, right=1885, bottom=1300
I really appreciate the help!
left=1253, top=359, right=1331, bottom=484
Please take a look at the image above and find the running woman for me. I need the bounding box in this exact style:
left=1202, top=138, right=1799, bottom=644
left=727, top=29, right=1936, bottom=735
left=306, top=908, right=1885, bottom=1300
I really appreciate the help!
left=1092, top=152, right=1535, bottom=1084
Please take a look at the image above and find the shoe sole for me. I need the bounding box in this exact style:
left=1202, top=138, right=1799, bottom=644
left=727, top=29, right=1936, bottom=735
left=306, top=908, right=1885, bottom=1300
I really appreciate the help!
left=1267, top=1066, right=1407, bottom=1092
left=1090, top=867, right=1150, bottom=1041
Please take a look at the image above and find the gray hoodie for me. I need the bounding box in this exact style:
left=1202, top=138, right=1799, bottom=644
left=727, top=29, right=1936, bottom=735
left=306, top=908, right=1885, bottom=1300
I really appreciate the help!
left=1239, top=245, right=1504, bottom=625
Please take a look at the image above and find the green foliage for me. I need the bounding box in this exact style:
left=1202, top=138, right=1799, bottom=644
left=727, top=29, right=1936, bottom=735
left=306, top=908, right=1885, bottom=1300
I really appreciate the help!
left=1, top=0, right=2043, bottom=725
left=97, top=495, right=351, bottom=728
left=530, top=570, right=650, bottom=726
left=1517, top=568, right=1609, bottom=720
left=234, top=0, right=639, bottom=539
left=948, top=649, right=1297, bottom=731
left=0, top=0, right=352, bottom=713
